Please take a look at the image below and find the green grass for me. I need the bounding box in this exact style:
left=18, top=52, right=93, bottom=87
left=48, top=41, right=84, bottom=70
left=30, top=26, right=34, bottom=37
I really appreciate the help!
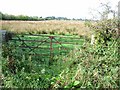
left=1, top=34, right=85, bottom=88
left=2, top=33, right=119, bottom=89
left=8, top=34, right=84, bottom=60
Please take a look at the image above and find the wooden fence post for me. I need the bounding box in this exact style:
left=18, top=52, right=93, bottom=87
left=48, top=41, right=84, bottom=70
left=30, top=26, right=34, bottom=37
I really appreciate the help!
left=0, top=30, right=2, bottom=57
left=0, top=30, right=7, bottom=75
left=91, top=34, right=95, bottom=45
left=49, top=36, right=54, bottom=63
left=0, top=30, right=2, bottom=87
left=5, top=32, right=16, bottom=74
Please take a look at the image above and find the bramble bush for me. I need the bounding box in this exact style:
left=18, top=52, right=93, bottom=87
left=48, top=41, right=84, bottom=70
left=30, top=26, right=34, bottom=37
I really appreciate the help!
left=50, top=18, right=119, bottom=89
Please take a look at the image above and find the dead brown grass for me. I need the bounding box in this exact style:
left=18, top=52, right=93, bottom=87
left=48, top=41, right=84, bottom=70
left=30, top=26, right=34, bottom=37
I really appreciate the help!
left=1, top=20, right=91, bottom=37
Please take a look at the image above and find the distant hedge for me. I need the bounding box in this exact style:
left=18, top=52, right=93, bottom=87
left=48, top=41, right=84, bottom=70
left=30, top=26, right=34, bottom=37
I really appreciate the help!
left=0, top=12, right=89, bottom=21
left=0, top=12, right=45, bottom=21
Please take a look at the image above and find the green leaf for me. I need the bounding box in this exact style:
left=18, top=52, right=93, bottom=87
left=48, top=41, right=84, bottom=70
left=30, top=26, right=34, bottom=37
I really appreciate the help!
left=73, top=81, right=80, bottom=86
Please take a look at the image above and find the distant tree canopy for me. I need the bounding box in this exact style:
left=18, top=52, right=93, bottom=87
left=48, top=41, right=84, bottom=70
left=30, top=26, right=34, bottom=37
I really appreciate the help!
left=0, top=12, right=91, bottom=21
left=0, top=12, right=45, bottom=21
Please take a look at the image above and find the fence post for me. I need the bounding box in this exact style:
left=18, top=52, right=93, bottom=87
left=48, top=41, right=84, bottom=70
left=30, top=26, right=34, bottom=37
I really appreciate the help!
left=0, top=30, right=2, bottom=87
left=91, top=34, right=95, bottom=45
left=0, top=30, right=2, bottom=58
left=49, top=36, right=54, bottom=63
left=6, top=32, right=16, bottom=73
left=0, top=30, right=7, bottom=75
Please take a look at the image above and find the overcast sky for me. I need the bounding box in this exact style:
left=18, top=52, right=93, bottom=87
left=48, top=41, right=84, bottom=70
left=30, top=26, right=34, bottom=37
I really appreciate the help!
left=0, top=0, right=119, bottom=19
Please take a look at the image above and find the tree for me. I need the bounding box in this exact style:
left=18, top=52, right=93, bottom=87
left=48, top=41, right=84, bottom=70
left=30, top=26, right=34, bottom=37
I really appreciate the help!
left=87, top=1, right=118, bottom=46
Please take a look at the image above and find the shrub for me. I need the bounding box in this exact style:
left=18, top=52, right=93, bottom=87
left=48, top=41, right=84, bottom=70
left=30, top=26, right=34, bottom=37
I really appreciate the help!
left=51, top=40, right=119, bottom=89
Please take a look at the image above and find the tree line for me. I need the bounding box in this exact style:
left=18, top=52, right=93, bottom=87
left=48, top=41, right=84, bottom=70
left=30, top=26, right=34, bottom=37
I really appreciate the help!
left=0, top=12, right=90, bottom=21
left=0, top=12, right=45, bottom=21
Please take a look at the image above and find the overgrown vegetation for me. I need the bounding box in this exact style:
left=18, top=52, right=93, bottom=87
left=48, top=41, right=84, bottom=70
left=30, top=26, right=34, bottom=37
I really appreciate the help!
left=1, top=31, right=119, bottom=89
left=50, top=17, right=119, bottom=88
left=1, top=2, right=119, bottom=88
left=51, top=39, right=119, bottom=89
